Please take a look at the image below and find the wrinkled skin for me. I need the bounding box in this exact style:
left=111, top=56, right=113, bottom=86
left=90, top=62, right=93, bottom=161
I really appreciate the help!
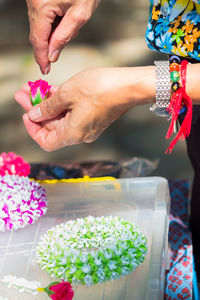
left=26, top=0, right=100, bottom=73
left=15, top=66, right=155, bottom=151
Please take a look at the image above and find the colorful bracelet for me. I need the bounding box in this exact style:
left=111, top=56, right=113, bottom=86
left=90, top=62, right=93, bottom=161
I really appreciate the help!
left=169, top=55, right=185, bottom=115
left=165, top=55, right=192, bottom=153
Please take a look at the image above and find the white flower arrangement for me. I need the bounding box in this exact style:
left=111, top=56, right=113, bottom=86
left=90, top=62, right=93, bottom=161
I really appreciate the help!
left=36, top=216, right=148, bottom=287
left=1, top=275, right=41, bottom=295
left=0, top=175, right=48, bottom=231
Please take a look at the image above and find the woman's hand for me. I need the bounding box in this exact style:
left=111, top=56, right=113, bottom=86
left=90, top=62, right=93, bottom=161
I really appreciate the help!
left=26, top=0, right=100, bottom=74
left=15, top=67, right=156, bottom=151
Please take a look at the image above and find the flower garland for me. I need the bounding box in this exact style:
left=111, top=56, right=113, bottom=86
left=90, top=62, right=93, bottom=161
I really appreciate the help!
left=1, top=275, right=41, bottom=295
left=1, top=275, right=74, bottom=300
left=36, top=216, right=148, bottom=287
left=0, top=175, right=47, bottom=231
left=0, top=152, right=30, bottom=177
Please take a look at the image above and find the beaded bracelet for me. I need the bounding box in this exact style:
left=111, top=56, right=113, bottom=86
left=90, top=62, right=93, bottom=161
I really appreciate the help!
left=165, top=55, right=192, bottom=153
left=169, top=55, right=185, bottom=115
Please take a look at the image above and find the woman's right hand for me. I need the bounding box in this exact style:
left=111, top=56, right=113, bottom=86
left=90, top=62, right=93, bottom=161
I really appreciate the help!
left=26, top=0, right=100, bottom=74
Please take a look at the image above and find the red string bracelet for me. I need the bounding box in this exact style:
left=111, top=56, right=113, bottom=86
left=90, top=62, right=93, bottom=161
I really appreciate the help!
left=165, top=60, right=193, bottom=154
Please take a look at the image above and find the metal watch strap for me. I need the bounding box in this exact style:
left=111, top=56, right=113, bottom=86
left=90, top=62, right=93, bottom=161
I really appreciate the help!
left=150, top=60, right=171, bottom=117
left=155, top=60, right=170, bottom=107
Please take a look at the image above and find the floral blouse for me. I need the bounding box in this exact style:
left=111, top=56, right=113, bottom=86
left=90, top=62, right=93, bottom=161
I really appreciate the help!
left=146, top=0, right=200, bottom=60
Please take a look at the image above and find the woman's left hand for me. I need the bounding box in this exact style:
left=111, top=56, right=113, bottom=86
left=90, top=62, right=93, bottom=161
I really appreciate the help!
left=15, top=67, right=155, bottom=151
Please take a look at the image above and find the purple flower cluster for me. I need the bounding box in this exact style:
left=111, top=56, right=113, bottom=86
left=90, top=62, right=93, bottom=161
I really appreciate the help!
left=0, top=175, right=47, bottom=231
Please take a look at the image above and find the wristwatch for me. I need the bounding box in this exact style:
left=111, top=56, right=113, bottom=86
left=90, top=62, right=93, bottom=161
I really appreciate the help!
left=150, top=60, right=171, bottom=117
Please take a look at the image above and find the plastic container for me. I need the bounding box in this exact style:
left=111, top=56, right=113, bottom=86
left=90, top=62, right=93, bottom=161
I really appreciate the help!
left=0, top=177, right=170, bottom=300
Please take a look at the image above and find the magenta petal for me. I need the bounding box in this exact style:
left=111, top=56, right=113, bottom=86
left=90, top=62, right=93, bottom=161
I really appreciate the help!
left=49, top=282, right=74, bottom=300
left=28, top=81, right=38, bottom=99
left=0, top=152, right=30, bottom=177
left=28, top=79, right=51, bottom=101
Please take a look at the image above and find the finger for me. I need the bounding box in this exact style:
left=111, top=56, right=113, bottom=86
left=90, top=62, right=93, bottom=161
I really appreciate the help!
left=29, top=16, right=55, bottom=74
left=15, top=90, right=33, bottom=111
left=16, top=92, right=63, bottom=130
left=15, top=85, right=59, bottom=112
left=22, top=83, right=30, bottom=93
left=27, top=88, right=68, bottom=122
left=50, top=85, right=59, bottom=94
left=49, top=7, right=89, bottom=62
left=23, top=113, right=65, bottom=151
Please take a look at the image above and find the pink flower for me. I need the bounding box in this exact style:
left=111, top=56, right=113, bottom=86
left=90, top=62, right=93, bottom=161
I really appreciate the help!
left=0, top=152, right=30, bottom=177
left=28, top=79, right=51, bottom=106
left=44, top=282, right=74, bottom=300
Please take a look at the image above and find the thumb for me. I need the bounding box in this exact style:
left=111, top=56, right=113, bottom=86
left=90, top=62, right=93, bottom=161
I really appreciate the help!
left=28, top=90, right=67, bottom=122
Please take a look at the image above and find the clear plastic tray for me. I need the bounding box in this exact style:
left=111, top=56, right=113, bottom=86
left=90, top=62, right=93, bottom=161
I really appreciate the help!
left=0, top=177, right=170, bottom=300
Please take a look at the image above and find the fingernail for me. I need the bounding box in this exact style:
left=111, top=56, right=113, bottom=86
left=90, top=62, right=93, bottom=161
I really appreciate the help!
left=45, top=64, right=50, bottom=75
left=28, top=106, right=42, bottom=121
left=49, top=50, right=60, bottom=62
left=40, top=66, right=45, bottom=75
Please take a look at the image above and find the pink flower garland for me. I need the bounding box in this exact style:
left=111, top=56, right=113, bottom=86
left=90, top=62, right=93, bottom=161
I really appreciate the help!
left=0, top=152, right=30, bottom=177
left=0, top=175, right=47, bottom=231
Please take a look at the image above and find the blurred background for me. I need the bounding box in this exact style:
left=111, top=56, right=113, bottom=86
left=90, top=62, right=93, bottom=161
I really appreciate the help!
left=0, top=0, right=193, bottom=179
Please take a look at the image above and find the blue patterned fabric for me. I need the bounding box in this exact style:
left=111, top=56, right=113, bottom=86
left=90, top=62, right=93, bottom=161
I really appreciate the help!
left=165, top=179, right=193, bottom=299
left=146, top=0, right=200, bottom=60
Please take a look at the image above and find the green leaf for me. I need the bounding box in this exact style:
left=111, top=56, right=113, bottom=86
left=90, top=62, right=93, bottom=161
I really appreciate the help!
left=44, top=282, right=60, bottom=296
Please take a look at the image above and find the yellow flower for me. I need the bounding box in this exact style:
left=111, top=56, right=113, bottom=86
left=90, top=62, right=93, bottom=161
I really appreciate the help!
left=192, top=27, right=200, bottom=40
left=169, top=16, right=182, bottom=34
left=183, top=40, right=194, bottom=53
left=182, top=20, right=194, bottom=34
left=185, top=27, right=200, bottom=45
left=152, top=5, right=160, bottom=20
left=172, top=41, right=187, bottom=57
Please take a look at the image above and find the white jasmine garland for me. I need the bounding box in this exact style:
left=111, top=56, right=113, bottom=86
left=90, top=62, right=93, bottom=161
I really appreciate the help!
left=2, top=275, right=41, bottom=295
left=36, top=216, right=148, bottom=287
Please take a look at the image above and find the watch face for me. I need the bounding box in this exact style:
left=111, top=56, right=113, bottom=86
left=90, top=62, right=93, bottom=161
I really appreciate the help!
left=150, top=104, right=170, bottom=118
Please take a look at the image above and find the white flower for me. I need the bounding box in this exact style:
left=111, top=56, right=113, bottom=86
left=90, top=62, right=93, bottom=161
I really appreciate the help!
left=0, top=175, right=47, bottom=232
left=69, top=265, right=76, bottom=274
left=84, top=274, right=93, bottom=286
left=118, top=241, right=128, bottom=250
left=114, top=247, right=123, bottom=256
left=2, top=275, right=41, bottom=295
left=108, top=260, right=117, bottom=270
left=0, top=219, right=5, bottom=232
left=110, top=271, right=119, bottom=280
left=71, top=254, right=79, bottom=263
left=121, top=267, right=131, bottom=277
left=96, top=268, right=105, bottom=280
left=57, top=267, right=65, bottom=276
left=58, top=256, right=67, bottom=265
left=36, top=216, right=148, bottom=286
left=72, top=277, right=80, bottom=286
left=121, top=256, right=130, bottom=265
left=94, top=257, right=102, bottom=266
left=103, top=250, right=112, bottom=260
left=80, top=254, right=88, bottom=263
left=81, top=264, right=91, bottom=273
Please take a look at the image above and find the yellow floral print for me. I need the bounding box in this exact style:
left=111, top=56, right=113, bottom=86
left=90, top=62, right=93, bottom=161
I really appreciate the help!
left=152, top=5, right=160, bottom=20
left=146, top=0, right=200, bottom=60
